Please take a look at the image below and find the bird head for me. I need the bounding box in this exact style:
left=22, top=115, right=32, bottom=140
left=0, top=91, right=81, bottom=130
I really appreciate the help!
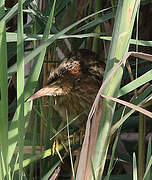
left=27, top=49, right=105, bottom=102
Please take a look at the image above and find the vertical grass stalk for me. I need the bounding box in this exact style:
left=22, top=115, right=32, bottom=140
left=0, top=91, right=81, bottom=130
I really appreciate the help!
left=8, top=0, right=57, bottom=167
left=17, top=0, right=25, bottom=179
left=92, top=0, right=103, bottom=53
left=138, top=113, right=146, bottom=180
left=0, top=0, right=8, bottom=178
left=92, top=0, right=141, bottom=179
left=133, top=153, right=138, bottom=180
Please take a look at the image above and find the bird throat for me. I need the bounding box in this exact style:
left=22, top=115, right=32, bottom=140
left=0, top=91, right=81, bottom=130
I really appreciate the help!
left=51, top=76, right=99, bottom=127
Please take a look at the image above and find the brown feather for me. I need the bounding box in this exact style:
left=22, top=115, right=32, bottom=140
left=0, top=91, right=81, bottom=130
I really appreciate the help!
left=27, top=49, right=105, bottom=126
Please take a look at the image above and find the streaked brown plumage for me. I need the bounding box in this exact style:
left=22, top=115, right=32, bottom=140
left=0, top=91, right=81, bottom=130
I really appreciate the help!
left=27, top=49, right=105, bottom=126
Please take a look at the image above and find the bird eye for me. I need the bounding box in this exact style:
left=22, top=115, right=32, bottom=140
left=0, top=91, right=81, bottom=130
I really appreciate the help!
left=76, top=79, right=80, bottom=83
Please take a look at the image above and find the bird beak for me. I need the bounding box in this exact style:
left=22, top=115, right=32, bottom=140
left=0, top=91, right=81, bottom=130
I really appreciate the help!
left=27, top=86, right=53, bottom=102
left=27, top=84, right=71, bottom=102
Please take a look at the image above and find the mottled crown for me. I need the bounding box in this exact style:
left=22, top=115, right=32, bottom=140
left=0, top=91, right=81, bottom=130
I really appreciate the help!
left=47, top=49, right=105, bottom=85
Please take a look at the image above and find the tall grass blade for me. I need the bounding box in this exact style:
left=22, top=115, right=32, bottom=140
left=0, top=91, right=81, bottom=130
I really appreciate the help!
left=16, top=0, right=25, bottom=179
left=133, top=153, right=138, bottom=180
left=104, top=127, right=121, bottom=180
left=92, top=0, right=141, bottom=179
left=5, top=33, right=152, bottom=48
left=143, top=155, right=152, bottom=180
left=8, top=0, right=57, bottom=168
left=0, top=0, right=8, bottom=178
left=118, top=69, right=152, bottom=97
left=144, top=136, right=152, bottom=180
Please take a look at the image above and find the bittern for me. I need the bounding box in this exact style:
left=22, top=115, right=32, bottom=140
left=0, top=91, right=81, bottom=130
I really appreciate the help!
left=28, top=49, right=105, bottom=127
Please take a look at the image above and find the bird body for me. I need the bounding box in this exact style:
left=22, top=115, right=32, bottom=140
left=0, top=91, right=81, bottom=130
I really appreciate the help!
left=28, top=49, right=105, bottom=126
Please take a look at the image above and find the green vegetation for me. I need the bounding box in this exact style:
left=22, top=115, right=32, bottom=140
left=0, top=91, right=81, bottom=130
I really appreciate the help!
left=0, top=0, right=152, bottom=179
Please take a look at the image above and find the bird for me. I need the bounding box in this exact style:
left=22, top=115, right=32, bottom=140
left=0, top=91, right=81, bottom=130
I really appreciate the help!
left=27, top=49, right=105, bottom=127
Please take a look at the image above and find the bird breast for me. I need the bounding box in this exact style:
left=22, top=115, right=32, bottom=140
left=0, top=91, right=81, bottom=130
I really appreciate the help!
left=51, top=76, right=100, bottom=126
